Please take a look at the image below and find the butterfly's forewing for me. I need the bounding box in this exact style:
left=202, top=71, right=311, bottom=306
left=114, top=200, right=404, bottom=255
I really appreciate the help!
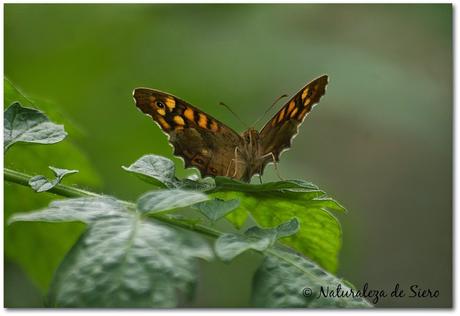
left=258, top=75, right=328, bottom=163
left=133, top=88, right=244, bottom=179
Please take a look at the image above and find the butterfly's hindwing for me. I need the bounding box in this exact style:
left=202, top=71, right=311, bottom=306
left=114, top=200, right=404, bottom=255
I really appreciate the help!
left=258, top=75, right=328, bottom=164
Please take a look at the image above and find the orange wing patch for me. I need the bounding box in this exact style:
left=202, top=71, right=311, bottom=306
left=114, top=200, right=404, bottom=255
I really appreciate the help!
left=165, top=97, right=176, bottom=111
left=289, top=107, right=299, bottom=118
left=297, top=107, right=309, bottom=120
left=287, top=100, right=296, bottom=114
left=301, top=88, right=309, bottom=101
left=210, top=120, right=219, bottom=132
left=198, top=113, right=208, bottom=129
left=184, top=107, right=195, bottom=122
left=173, top=115, right=185, bottom=126
left=277, top=107, right=286, bottom=122
left=158, top=116, right=171, bottom=130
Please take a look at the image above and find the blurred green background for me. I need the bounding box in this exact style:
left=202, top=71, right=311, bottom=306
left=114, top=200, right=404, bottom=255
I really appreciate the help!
left=4, top=4, right=452, bottom=307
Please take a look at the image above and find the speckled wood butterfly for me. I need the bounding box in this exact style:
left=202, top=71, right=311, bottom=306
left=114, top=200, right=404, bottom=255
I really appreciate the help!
left=133, top=75, right=328, bottom=182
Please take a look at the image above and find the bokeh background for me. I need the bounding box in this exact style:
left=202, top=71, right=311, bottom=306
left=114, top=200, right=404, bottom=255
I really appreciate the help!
left=4, top=4, right=452, bottom=307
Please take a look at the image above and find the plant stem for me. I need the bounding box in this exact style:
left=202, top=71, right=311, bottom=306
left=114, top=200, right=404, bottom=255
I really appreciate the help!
left=4, top=167, right=222, bottom=239
left=4, top=168, right=99, bottom=198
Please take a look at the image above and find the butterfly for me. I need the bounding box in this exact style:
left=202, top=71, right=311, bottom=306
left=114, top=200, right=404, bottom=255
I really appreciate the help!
left=133, top=75, right=328, bottom=183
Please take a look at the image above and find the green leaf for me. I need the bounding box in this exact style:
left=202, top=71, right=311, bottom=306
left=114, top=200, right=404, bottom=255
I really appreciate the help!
left=250, top=198, right=343, bottom=273
left=215, top=233, right=272, bottom=262
left=9, top=197, right=127, bottom=225
left=214, top=176, right=320, bottom=192
left=215, top=218, right=299, bottom=261
left=275, top=217, right=301, bottom=238
left=28, top=166, right=78, bottom=193
left=122, top=154, right=178, bottom=188
left=177, top=177, right=216, bottom=191
left=136, top=189, right=209, bottom=214
left=211, top=177, right=345, bottom=272
left=4, top=79, right=101, bottom=292
left=194, top=198, right=240, bottom=222
left=4, top=102, right=67, bottom=151
left=224, top=207, right=249, bottom=229
left=245, top=218, right=299, bottom=241
left=48, top=220, right=211, bottom=307
left=251, top=248, right=372, bottom=308
left=123, top=154, right=216, bottom=191
left=10, top=197, right=213, bottom=307
left=163, top=213, right=203, bottom=226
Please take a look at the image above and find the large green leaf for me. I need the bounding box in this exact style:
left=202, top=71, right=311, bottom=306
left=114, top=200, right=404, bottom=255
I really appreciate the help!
left=121, top=155, right=345, bottom=272
left=4, top=78, right=101, bottom=293
left=4, top=102, right=67, bottom=151
left=28, top=166, right=78, bottom=192
left=252, top=248, right=372, bottom=308
left=211, top=176, right=345, bottom=273
left=10, top=197, right=213, bottom=307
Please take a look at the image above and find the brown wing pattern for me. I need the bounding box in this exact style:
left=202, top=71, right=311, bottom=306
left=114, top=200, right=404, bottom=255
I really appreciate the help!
left=133, top=88, right=243, bottom=178
left=258, top=75, right=328, bottom=162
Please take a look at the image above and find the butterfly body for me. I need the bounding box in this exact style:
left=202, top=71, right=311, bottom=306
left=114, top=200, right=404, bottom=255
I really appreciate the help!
left=133, top=75, right=328, bottom=183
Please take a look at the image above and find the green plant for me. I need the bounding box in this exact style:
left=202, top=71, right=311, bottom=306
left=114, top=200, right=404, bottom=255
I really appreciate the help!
left=4, top=79, right=372, bottom=308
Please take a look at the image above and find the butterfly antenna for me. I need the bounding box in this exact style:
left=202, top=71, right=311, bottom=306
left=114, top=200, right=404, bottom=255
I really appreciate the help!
left=251, top=94, right=288, bottom=128
left=219, top=102, right=249, bottom=129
